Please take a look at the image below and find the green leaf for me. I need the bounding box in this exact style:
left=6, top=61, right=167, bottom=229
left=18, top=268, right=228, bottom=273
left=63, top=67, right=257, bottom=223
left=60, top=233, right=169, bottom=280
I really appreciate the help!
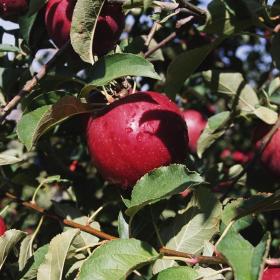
left=17, top=105, right=51, bottom=150
left=83, top=53, right=161, bottom=89
left=0, top=229, right=26, bottom=270
left=217, top=230, right=270, bottom=280
left=197, top=111, right=231, bottom=158
left=19, top=235, right=33, bottom=271
left=37, top=229, right=80, bottom=280
left=165, top=37, right=224, bottom=98
left=253, top=106, right=278, bottom=125
left=27, top=0, right=48, bottom=15
left=151, top=267, right=198, bottom=280
left=17, top=97, right=92, bottom=150
left=19, top=245, right=49, bottom=280
left=0, top=152, right=23, bottom=166
left=0, top=44, right=21, bottom=53
left=118, top=212, right=129, bottom=239
left=78, top=238, right=159, bottom=280
left=70, top=0, right=103, bottom=64
left=153, top=187, right=222, bottom=273
left=124, top=164, right=204, bottom=218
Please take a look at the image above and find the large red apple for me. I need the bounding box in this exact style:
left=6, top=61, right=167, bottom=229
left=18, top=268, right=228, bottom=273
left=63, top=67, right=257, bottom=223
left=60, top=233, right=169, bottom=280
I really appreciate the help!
left=182, top=109, right=206, bottom=154
left=254, top=123, right=280, bottom=176
left=86, top=91, right=189, bottom=188
left=262, top=267, right=280, bottom=280
left=44, top=0, right=125, bottom=55
left=0, top=0, right=28, bottom=19
left=0, top=217, right=6, bottom=236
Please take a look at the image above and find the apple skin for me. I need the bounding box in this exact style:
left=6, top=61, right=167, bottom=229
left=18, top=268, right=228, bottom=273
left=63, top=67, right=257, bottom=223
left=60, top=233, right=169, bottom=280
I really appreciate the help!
left=254, top=123, right=280, bottom=177
left=86, top=91, right=189, bottom=189
left=262, top=267, right=280, bottom=280
left=0, top=0, right=28, bottom=19
left=182, top=109, right=206, bottom=154
left=0, top=217, right=6, bottom=236
left=44, top=0, right=125, bottom=55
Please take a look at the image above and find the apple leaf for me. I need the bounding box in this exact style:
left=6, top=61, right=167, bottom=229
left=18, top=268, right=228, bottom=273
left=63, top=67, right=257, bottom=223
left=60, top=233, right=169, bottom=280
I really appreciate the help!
left=37, top=229, right=80, bottom=280
left=253, top=106, right=278, bottom=125
left=123, top=164, right=204, bottom=218
left=217, top=229, right=270, bottom=280
left=153, top=187, right=222, bottom=274
left=17, top=96, right=92, bottom=150
left=83, top=53, right=161, bottom=89
left=118, top=211, right=129, bottom=239
left=0, top=44, right=21, bottom=53
left=151, top=267, right=198, bottom=280
left=165, top=37, right=224, bottom=98
left=18, top=235, right=33, bottom=271
left=18, top=244, right=49, bottom=280
left=78, top=238, right=159, bottom=280
left=197, top=111, right=231, bottom=158
left=0, top=230, right=27, bottom=270
left=70, top=0, right=103, bottom=64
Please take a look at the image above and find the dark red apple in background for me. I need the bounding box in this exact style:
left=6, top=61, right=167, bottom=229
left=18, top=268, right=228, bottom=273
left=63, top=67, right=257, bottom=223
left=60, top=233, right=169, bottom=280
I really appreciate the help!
left=86, top=91, right=189, bottom=188
left=0, top=217, right=6, bottom=236
left=220, top=149, right=252, bottom=164
left=182, top=109, right=206, bottom=154
left=44, top=0, right=125, bottom=55
left=262, top=267, right=280, bottom=280
left=0, top=0, right=28, bottom=19
left=254, top=123, right=280, bottom=177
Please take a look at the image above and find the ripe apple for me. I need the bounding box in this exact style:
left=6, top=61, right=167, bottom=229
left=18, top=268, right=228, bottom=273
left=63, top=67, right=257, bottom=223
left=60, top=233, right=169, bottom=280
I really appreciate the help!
left=0, top=0, right=28, bottom=19
left=0, top=217, right=6, bottom=236
left=254, top=123, right=280, bottom=176
left=220, top=149, right=252, bottom=164
left=262, top=267, right=280, bottom=280
left=44, top=0, right=125, bottom=55
left=86, top=91, right=189, bottom=188
left=182, top=109, right=206, bottom=153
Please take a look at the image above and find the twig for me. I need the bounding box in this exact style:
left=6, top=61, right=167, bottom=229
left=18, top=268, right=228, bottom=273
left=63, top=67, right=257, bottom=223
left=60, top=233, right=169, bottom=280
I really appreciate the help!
left=3, top=191, right=230, bottom=265
left=0, top=41, right=71, bottom=124
left=178, top=0, right=207, bottom=17
left=4, top=192, right=117, bottom=241
left=144, top=32, right=176, bottom=58
left=159, top=247, right=227, bottom=265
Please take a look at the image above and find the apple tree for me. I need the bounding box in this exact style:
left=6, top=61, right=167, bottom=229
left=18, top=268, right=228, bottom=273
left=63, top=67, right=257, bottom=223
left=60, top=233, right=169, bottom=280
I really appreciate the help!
left=0, top=0, right=280, bottom=279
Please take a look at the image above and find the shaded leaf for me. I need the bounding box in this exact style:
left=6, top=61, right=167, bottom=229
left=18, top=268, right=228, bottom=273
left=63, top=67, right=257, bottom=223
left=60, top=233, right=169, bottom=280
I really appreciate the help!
left=19, top=235, right=33, bottom=271
left=118, top=211, right=129, bottom=239
left=37, top=229, right=80, bottom=280
left=151, top=266, right=198, bottom=280
left=0, top=229, right=26, bottom=270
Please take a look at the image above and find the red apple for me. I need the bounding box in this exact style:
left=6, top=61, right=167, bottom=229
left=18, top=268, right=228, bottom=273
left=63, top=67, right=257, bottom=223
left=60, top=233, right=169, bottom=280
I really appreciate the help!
left=182, top=109, right=206, bottom=154
left=262, top=267, right=280, bottom=280
left=254, top=123, right=280, bottom=176
left=44, top=0, right=125, bottom=55
left=0, top=217, right=6, bottom=236
left=86, top=91, right=189, bottom=188
left=0, top=0, right=28, bottom=19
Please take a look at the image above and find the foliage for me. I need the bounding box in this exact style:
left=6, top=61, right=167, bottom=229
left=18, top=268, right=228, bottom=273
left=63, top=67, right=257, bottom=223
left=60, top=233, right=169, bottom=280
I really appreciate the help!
left=0, top=0, right=280, bottom=279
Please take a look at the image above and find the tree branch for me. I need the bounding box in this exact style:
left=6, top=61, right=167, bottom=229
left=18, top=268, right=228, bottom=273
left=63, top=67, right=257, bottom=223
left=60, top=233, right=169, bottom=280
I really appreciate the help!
left=0, top=41, right=71, bottom=124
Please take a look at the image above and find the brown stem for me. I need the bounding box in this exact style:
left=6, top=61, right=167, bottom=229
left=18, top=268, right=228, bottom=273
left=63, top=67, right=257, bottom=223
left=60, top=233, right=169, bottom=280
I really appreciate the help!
left=160, top=247, right=227, bottom=265
left=144, top=32, right=176, bottom=58
left=4, top=191, right=229, bottom=265
left=0, top=41, right=71, bottom=124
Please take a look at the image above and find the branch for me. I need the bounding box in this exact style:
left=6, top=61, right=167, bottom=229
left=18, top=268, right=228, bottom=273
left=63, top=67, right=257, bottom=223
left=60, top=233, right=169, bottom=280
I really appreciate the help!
left=0, top=41, right=71, bottom=124
left=3, top=191, right=229, bottom=265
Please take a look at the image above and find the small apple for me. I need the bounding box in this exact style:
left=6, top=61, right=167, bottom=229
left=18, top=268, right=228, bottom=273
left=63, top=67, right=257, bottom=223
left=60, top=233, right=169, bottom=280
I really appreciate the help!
left=254, top=123, right=280, bottom=176
left=44, top=0, right=125, bottom=55
left=0, top=0, right=28, bottom=19
left=220, top=149, right=252, bottom=164
left=0, top=217, right=6, bottom=236
left=262, top=267, right=280, bottom=280
left=86, top=91, right=189, bottom=188
left=182, top=109, right=206, bottom=153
